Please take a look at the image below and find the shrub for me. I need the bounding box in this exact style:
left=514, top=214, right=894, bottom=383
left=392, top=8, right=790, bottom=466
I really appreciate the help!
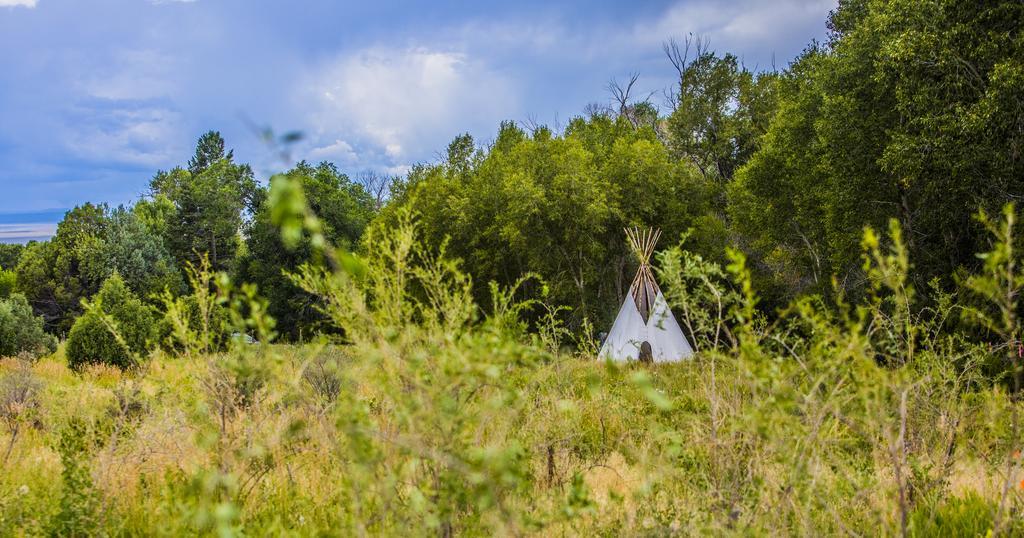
left=48, top=417, right=101, bottom=536
left=157, top=256, right=231, bottom=356
left=0, top=293, right=56, bottom=358
left=302, top=346, right=348, bottom=406
left=66, top=273, right=156, bottom=371
left=0, top=359, right=43, bottom=465
left=0, top=267, right=15, bottom=298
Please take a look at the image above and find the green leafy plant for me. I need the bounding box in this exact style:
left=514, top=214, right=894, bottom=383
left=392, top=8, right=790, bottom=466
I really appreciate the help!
left=0, top=293, right=56, bottom=358
left=0, top=267, right=15, bottom=299
left=48, top=418, right=101, bottom=537
left=0, top=360, right=42, bottom=466
left=66, top=273, right=156, bottom=370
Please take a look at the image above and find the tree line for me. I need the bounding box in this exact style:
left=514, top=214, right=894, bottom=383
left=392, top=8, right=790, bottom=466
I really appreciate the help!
left=0, top=0, right=1021, bottom=356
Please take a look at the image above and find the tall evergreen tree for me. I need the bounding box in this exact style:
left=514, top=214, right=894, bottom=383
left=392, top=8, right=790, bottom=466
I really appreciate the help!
left=153, top=133, right=256, bottom=274
left=188, top=130, right=233, bottom=175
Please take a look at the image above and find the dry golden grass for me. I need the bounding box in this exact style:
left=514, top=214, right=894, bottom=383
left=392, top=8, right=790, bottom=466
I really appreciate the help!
left=2, top=343, right=1021, bottom=536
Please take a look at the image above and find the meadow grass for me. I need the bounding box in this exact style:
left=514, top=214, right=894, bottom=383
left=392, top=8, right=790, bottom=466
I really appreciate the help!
left=2, top=214, right=1023, bottom=536
left=0, top=339, right=1019, bottom=536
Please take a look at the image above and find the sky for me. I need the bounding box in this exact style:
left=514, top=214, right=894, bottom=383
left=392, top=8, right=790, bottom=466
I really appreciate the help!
left=0, top=0, right=836, bottom=242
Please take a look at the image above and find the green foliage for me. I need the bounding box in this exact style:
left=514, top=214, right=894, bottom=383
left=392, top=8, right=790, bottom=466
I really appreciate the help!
left=0, top=243, right=20, bottom=298
left=908, top=493, right=996, bottom=538
left=12, top=240, right=57, bottom=327
left=0, top=360, right=43, bottom=468
left=83, top=206, right=183, bottom=299
left=0, top=267, right=15, bottom=298
left=210, top=274, right=278, bottom=409
left=133, top=192, right=176, bottom=239
left=656, top=234, right=741, bottom=352
left=154, top=132, right=257, bottom=273
left=189, top=130, right=234, bottom=176
left=664, top=36, right=779, bottom=183
left=731, top=0, right=1024, bottom=301
left=0, top=293, right=55, bottom=358
left=13, top=203, right=179, bottom=333
left=13, top=204, right=107, bottom=332
left=3, top=203, right=1024, bottom=535
left=237, top=161, right=376, bottom=339
left=961, top=203, right=1024, bottom=388
left=5, top=0, right=1017, bottom=348
left=66, top=273, right=156, bottom=371
left=288, top=212, right=557, bottom=534
left=386, top=116, right=714, bottom=330
left=0, top=243, right=23, bottom=270
left=158, top=255, right=231, bottom=357
left=48, top=418, right=101, bottom=537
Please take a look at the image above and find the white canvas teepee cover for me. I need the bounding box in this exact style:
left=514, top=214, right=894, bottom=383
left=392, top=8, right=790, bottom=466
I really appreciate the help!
left=599, top=291, right=648, bottom=361
left=599, top=290, right=693, bottom=362
left=645, top=291, right=693, bottom=361
left=599, top=228, right=694, bottom=363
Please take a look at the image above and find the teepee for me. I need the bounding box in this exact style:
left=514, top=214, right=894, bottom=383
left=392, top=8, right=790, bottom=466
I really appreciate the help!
left=599, top=227, right=693, bottom=363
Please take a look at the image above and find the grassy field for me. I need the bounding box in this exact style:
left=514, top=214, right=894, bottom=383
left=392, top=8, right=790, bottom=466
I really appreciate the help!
left=1, top=336, right=1020, bottom=536
left=3, top=220, right=1024, bottom=536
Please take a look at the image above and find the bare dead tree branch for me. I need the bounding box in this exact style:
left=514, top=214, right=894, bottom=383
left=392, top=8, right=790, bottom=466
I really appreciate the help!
left=355, top=170, right=395, bottom=210
left=664, top=34, right=709, bottom=79
left=607, top=72, right=640, bottom=117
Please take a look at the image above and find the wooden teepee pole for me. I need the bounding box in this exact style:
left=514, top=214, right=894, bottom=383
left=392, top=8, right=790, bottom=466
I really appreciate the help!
left=624, top=226, right=663, bottom=321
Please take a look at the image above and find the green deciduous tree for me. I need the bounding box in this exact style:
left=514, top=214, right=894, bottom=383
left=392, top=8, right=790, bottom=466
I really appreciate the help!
left=0, top=244, right=23, bottom=270
left=15, top=204, right=108, bottom=332
left=664, top=36, right=780, bottom=184
left=0, top=268, right=14, bottom=299
left=238, top=161, right=376, bottom=339
left=386, top=116, right=714, bottom=329
left=730, top=0, right=1024, bottom=302
left=14, top=204, right=179, bottom=332
left=0, top=293, right=56, bottom=358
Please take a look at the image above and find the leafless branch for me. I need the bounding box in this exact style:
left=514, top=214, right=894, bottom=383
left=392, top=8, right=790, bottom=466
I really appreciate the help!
left=607, top=72, right=640, bottom=117
left=355, top=170, right=395, bottom=210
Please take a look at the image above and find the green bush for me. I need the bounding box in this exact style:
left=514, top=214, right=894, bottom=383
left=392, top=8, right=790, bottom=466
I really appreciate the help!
left=0, top=267, right=15, bottom=298
left=0, top=293, right=56, bottom=358
left=66, top=273, right=156, bottom=370
left=156, top=255, right=233, bottom=356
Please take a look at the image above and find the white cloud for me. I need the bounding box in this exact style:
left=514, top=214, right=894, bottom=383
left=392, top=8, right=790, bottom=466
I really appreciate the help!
left=631, top=0, right=835, bottom=67
left=0, top=0, right=37, bottom=7
left=300, top=46, right=517, bottom=168
left=308, top=139, right=358, bottom=162
left=383, top=164, right=412, bottom=176
left=452, top=19, right=565, bottom=55
left=52, top=48, right=186, bottom=168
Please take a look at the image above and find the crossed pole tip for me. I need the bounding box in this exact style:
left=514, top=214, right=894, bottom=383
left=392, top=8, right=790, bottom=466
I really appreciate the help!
left=625, top=226, right=662, bottom=265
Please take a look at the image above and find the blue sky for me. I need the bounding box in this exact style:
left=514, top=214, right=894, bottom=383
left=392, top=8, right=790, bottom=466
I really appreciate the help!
left=0, top=0, right=836, bottom=241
